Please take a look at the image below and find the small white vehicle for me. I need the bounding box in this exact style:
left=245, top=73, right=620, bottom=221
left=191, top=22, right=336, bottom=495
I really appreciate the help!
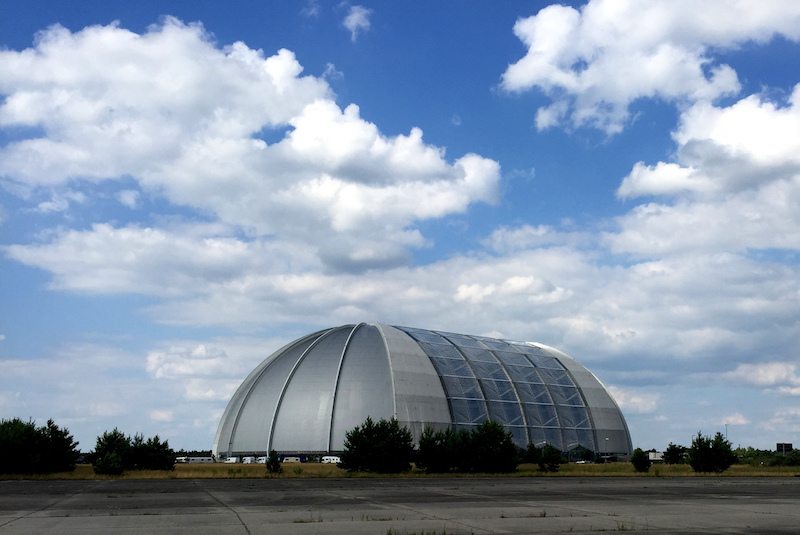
left=256, top=456, right=267, bottom=464
left=224, top=456, right=240, bottom=464
left=242, top=456, right=255, bottom=464
left=281, top=456, right=301, bottom=463
left=321, top=455, right=341, bottom=464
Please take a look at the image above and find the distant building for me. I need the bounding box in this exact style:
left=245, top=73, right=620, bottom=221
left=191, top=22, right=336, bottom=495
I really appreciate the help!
left=213, top=323, right=633, bottom=457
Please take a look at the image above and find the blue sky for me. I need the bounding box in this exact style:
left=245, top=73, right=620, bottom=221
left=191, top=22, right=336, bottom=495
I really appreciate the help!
left=1, top=0, right=799, bottom=452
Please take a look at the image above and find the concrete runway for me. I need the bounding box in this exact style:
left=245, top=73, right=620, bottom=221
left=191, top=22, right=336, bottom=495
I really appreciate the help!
left=1, top=477, right=800, bottom=534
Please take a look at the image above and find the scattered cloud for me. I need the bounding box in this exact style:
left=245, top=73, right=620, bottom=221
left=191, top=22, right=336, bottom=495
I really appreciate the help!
left=300, top=0, right=321, bottom=18
left=322, top=62, right=344, bottom=81
left=451, top=114, right=462, bottom=126
left=723, top=412, right=750, bottom=426
left=150, top=409, right=174, bottom=423
left=501, top=0, right=800, bottom=133
left=0, top=334, right=5, bottom=342
left=117, top=189, right=140, bottom=209
left=607, top=386, right=660, bottom=414
left=343, top=5, right=372, bottom=42
left=761, top=407, right=800, bottom=433
left=725, top=362, right=800, bottom=396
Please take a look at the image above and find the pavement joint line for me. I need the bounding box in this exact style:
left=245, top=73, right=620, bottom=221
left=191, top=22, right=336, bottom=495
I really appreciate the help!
left=320, top=488, right=495, bottom=534
left=428, top=486, right=665, bottom=533
left=0, top=480, right=106, bottom=530
left=192, top=480, right=252, bottom=535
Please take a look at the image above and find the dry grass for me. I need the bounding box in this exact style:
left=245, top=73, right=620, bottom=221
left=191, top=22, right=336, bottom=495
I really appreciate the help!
left=2, top=462, right=799, bottom=480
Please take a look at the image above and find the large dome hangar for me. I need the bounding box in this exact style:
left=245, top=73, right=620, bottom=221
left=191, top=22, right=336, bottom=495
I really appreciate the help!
left=213, top=323, right=632, bottom=458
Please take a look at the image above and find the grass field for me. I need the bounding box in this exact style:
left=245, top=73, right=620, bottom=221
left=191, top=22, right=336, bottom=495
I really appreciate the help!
left=3, top=462, right=800, bottom=480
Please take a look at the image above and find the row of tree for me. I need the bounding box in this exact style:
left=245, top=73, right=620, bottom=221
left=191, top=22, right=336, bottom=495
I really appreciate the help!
left=1, top=416, right=752, bottom=476
left=0, top=418, right=174, bottom=475
left=339, top=417, right=565, bottom=474
left=91, top=428, right=175, bottom=475
left=632, top=432, right=737, bottom=473
left=0, top=418, right=80, bottom=474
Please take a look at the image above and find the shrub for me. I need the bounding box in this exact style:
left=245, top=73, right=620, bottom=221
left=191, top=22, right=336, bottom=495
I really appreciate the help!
left=339, top=417, right=414, bottom=473
left=0, top=417, right=79, bottom=474
left=631, top=448, right=651, bottom=473
left=92, top=429, right=175, bottom=474
left=416, top=422, right=518, bottom=473
left=416, top=427, right=454, bottom=473
left=266, top=449, right=282, bottom=474
left=663, top=442, right=688, bottom=464
left=467, top=421, right=518, bottom=473
left=687, top=431, right=736, bottom=473
left=537, top=445, right=563, bottom=472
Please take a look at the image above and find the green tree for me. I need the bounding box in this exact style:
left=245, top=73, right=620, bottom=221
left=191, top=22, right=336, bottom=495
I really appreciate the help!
left=466, top=421, right=518, bottom=473
left=266, top=449, right=282, bottom=474
left=687, top=431, right=736, bottom=473
left=0, top=418, right=79, bottom=474
left=92, top=429, right=175, bottom=474
left=663, top=442, right=687, bottom=464
left=41, top=419, right=80, bottom=473
left=93, top=428, right=130, bottom=475
left=538, top=444, right=563, bottom=472
left=631, top=448, right=652, bottom=473
left=416, top=427, right=454, bottom=473
left=339, top=417, right=414, bottom=473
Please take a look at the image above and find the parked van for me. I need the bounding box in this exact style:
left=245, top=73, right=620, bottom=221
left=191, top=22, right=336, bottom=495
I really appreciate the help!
left=321, top=455, right=341, bottom=464
left=256, top=456, right=267, bottom=464
left=281, top=456, right=301, bottom=463
left=224, top=456, right=239, bottom=463
left=242, top=456, right=255, bottom=464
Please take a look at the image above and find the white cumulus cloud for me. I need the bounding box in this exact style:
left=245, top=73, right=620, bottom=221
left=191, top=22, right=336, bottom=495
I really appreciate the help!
left=501, top=0, right=800, bottom=133
left=0, top=19, right=500, bottom=271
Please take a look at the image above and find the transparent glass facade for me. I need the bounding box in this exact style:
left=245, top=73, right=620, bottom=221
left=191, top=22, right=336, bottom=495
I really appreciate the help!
left=397, top=327, right=595, bottom=452
left=213, top=323, right=632, bottom=457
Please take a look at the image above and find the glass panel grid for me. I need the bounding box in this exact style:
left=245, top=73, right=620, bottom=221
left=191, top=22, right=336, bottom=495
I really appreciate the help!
left=536, top=368, right=575, bottom=386
left=514, top=382, right=552, bottom=404
left=469, top=360, right=508, bottom=381
left=548, top=385, right=584, bottom=406
left=450, top=398, right=488, bottom=424
left=504, top=365, right=543, bottom=384
left=429, top=356, right=474, bottom=378
left=479, top=379, right=518, bottom=402
left=438, top=333, right=485, bottom=349
left=487, top=401, right=524, bottom=426
left=459, top=346, right=499, bottom=363
left=442, top=376, right=484, bottom=399
left=471, top=336, right=516, bottom=351
left=525, top=353, right=564, bottom=370
left=555, top=405, right=591, bottom=428
left=523, top=403, right=559, bottom=427
left=419, top=341, right=464, bottom=360
left=400, top=328, right=450, bottom=345
left=494, top=351, right=533, bottom=367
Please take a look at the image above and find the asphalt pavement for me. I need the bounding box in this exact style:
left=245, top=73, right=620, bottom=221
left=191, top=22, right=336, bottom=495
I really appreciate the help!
left=2, top=476, right=799, bottom=534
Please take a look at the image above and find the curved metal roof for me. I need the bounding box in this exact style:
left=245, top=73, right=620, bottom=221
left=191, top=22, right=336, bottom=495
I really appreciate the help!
left=213, top=323, right=632, bottom=456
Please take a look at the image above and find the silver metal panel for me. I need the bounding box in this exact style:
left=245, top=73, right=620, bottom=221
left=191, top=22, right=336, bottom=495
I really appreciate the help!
left=378, top=325, right=451, bottom=441
left=212, top=330, right=324, bottom=457
left=227, top=335, right=321, bottom=454
left=329, top=324, right=394, bottom=450
left=271, top=326, right=353, bottom=452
